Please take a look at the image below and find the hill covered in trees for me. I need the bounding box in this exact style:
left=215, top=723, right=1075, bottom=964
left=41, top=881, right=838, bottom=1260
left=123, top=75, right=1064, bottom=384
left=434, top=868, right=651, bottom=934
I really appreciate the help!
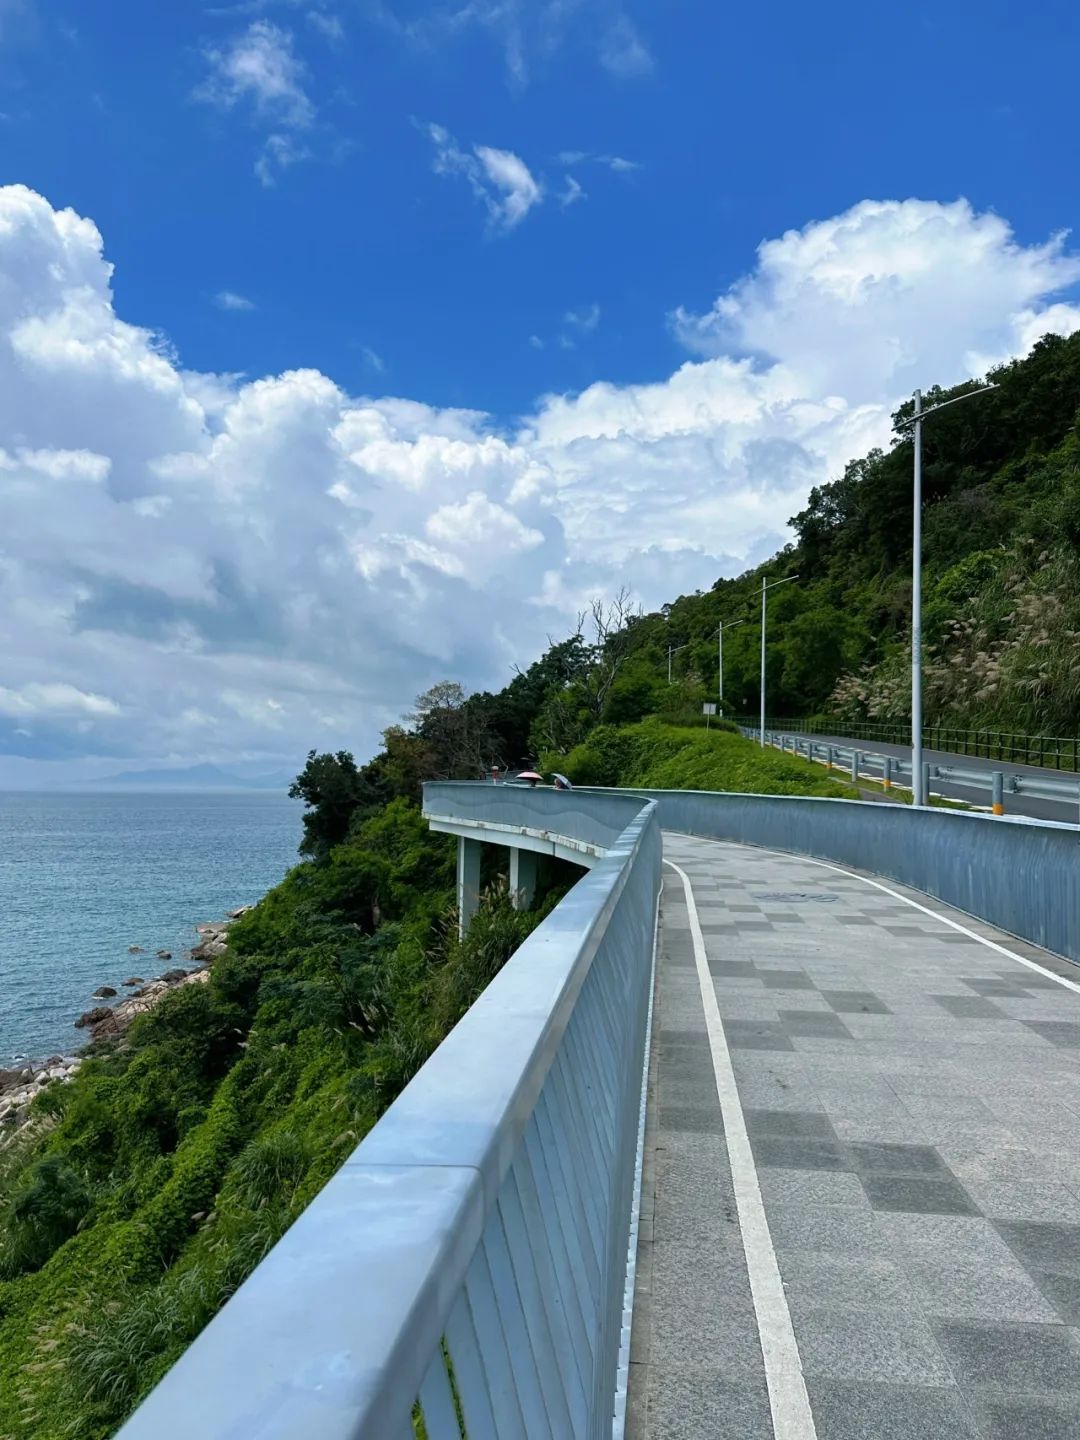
left=601, top=331, right=1080, bottom=740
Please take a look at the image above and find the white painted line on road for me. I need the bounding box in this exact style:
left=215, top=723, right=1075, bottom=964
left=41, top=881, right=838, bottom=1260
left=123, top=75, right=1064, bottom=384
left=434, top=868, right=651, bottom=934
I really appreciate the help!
left=747, top=846, right=1080, bottom=997
left=663, top=857, right=816, bottom=1440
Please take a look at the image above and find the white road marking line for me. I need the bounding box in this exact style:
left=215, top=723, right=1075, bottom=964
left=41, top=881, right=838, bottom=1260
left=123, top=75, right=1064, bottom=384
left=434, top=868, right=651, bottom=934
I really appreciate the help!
left=663, top=857, right=816, bottom=1440
left=671, top=830, right=1080, bottom=995
left=731, top=843, right=1080, bottom=997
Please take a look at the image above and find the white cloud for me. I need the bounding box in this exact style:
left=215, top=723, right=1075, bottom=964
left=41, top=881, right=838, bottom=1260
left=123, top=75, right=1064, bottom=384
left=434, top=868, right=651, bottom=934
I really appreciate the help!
left=1, top=184, right=1079, bottom=780
left=391, top=2, right=652, bottom=88
left=598, top=16, right=653, bottom=77
left=556, top=150, right=639, bottom=174
left=215, top=289, right=256, bottom=312
left=360, top=345, right=385, bottom=374
left=195, top=21, right=315, bottom=184
left=254, top=131, right=312, bottom=186
left=559, top=175, right=585, bottom=209
left=307, top=9, right=343, bottom=42
left=0, top=682, right=121, bottom=719
left=197, top=20, right=312, bottom=124
left=427, top=124, right=543, bottom=233
left=564, top=304, right=600, bottom=333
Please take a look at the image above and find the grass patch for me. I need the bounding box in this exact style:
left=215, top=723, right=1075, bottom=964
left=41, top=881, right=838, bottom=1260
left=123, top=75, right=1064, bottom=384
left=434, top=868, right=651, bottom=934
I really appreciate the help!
left=545, top=718, right=858, bottom=798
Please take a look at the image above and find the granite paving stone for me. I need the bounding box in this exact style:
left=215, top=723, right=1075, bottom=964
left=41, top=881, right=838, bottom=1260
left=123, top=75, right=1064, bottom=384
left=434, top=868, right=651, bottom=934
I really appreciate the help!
left=932, top=1320, right=1080, bottom=1392
left=629, top=831, right=1080, bottom=1440
left=791, top=1303, right=956, bottom=1383
left=806, top=1380, right=981, bottom=1438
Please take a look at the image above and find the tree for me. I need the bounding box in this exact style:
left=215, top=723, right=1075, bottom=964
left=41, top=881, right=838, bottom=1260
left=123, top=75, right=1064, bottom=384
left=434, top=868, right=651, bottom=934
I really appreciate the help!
left=289, top=750, right=384, bottom=859
left=407, top=681, right=499, bottom=779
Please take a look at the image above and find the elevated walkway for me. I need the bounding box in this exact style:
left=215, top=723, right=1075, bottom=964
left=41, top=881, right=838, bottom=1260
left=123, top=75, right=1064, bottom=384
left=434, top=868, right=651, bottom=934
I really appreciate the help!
left=114, top=783, right=1080, bottom=1440
left=632, top=833, right=1080, bottom=1438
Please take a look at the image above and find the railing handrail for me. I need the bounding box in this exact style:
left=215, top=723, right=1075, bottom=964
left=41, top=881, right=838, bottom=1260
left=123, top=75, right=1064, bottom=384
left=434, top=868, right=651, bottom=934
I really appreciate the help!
left=747, top=726, right=1080, bottom=809
left=116, top=784, right=660, bottom=1440
left=756, top=716, right=1080, bottom=773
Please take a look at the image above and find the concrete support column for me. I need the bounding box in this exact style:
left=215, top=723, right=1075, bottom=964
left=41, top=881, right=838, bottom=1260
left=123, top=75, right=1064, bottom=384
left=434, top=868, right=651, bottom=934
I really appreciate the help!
left=457, top=836, right=483, bottom=939
left=509, top=848, right=538, bottom=912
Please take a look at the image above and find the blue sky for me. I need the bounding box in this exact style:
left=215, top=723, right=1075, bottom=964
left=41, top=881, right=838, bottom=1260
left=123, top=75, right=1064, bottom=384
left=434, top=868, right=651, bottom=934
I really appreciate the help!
left=5, top=0, right=1078, bottom=413
left=1, top=0, right=1079, bottom=781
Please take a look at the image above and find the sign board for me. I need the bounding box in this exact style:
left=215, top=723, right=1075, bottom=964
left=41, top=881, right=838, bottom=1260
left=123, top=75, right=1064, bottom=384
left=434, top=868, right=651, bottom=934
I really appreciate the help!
left=702, top=703, right=717, bottom=715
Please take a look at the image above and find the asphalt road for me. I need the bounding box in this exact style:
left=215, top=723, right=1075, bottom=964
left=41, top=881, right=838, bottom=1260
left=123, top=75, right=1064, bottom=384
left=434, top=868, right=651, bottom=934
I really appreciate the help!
left=777, top=730, right=1080, bottom=826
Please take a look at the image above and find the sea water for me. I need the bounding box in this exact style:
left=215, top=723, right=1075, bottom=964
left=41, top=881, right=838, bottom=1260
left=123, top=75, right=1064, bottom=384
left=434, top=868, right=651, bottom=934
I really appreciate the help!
left=0, top=791, right=302, bottom=1064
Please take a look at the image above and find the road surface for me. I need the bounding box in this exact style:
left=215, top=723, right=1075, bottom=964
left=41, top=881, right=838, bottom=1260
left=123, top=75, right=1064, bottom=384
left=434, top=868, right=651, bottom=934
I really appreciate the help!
left=781, top=731, right=1080, bottom=826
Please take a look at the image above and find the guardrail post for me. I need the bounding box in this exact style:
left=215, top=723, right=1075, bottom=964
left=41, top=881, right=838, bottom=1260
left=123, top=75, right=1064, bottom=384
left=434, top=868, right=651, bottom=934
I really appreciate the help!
left=457, top=836, right=483, bottom=938
left=991, top=771, right=1004, bottom=817
left=921, top=761, right=931, bottom=806
left=851, top=750, right=861, bottom=784
left=509, top=848, right=538, bottom=910
left=883, top=756, right=892, bottom=792
left=826, top=745, right=834, bottom=771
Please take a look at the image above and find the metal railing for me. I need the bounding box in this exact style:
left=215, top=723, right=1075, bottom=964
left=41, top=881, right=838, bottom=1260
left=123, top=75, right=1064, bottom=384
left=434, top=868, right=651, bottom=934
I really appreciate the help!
left=116, top=784, right=662, bottom=1440
left=742, top=726, right=1080, bottom=816
left=586, top=785, right=1080, bottom=966
left=762, top=717, right=1080, bottom=772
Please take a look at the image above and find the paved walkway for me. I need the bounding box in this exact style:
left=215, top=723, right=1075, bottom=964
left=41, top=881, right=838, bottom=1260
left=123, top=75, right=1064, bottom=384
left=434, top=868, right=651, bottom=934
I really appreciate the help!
left=627, top=832, right=1080, bottom=1439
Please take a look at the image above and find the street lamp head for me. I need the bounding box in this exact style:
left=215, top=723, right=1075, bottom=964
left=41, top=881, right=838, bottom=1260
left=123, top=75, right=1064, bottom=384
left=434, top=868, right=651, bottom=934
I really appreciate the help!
left=896, top=382, right=999, bottom=429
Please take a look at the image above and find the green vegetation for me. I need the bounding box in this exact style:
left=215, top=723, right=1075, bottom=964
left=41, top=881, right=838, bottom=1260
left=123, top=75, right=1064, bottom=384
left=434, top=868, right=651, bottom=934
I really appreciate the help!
left=4, top=328, right=1078, bottom=1438
left=0, top=793, right=568, bottom=1440
left=548, top=718, right=855, bottom=798
left=608, top=332, right=1080, bottom=739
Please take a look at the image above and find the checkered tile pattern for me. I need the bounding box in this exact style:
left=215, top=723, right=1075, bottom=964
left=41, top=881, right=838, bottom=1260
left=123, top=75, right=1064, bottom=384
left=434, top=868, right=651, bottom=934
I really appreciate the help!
left=627, top=834, right=1080, bottom=1440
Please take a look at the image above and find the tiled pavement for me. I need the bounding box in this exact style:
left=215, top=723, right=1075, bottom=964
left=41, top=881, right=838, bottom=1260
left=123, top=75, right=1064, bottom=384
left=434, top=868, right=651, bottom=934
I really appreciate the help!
left=627, top=833, right=1080, bottom=1439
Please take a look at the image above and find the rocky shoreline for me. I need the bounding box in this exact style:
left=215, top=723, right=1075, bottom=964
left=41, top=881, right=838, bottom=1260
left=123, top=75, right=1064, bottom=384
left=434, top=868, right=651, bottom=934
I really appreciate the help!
left=0, top=906, right=252, bottom=1140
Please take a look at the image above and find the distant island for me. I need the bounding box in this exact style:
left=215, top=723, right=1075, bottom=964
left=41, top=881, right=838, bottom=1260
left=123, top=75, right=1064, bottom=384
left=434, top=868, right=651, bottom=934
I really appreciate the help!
left=91, top=762, right=297, bottom=791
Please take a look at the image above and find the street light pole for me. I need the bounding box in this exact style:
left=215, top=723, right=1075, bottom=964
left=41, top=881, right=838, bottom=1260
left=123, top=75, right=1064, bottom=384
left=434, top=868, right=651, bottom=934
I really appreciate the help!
left=900, top=382, right=997, bottom=805
left=667, top=642, right=688, bottom=684
left=911, top=389, right=924, bottom=804
left=759, top=575, right=798, bottom=747
left=716, top=618, right=745, bottom=716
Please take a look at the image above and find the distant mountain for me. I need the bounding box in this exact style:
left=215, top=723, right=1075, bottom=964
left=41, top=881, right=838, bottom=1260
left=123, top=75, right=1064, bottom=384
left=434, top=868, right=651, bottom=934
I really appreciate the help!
left=93, top=763, right=296, bottom=791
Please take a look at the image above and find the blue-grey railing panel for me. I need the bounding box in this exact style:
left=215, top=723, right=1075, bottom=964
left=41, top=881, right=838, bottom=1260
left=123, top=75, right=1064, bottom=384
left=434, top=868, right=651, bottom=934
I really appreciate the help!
left=595, top=786, right=1080, bottom=965
left=423, top=780, right=647, bottom=853
left=117, top=784, right=660, bottom=1440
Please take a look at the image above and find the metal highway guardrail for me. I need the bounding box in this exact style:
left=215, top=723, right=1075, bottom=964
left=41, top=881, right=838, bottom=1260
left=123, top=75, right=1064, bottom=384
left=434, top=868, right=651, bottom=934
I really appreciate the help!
left=741, top=726, right=1080, bottom=819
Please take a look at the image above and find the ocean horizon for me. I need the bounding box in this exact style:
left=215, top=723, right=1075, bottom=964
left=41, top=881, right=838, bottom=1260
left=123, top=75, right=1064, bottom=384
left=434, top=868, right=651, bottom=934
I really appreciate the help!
left=0, top=790, right=303, bottom=1065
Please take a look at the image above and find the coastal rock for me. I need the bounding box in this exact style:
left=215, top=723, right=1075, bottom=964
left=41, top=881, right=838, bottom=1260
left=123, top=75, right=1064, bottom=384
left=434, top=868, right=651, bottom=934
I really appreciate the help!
left=227, top=905, right=253, bottom=920
left=158, top=968, right=188, bottom=984
left=92, top=986, right=118, bottom=999
left=75, top=1006, right=115, bottom=1030
left=128, top=944, right=143, bottom=954
left=156, top=950, right=172, bottom=960
left=122, top=976, right=143, bottom=987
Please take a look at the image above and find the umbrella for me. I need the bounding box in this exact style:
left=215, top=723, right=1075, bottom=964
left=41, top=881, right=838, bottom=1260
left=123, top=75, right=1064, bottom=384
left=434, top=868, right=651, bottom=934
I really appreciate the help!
left=552, top=773, right=573, bottom=790
left=516, top=770, right=543, bottom=786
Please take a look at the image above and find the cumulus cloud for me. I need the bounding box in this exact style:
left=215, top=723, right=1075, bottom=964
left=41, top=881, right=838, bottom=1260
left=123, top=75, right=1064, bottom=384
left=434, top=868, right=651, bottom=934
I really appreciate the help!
left=195, top=21, right=315, bottom=185
left=427, top=124, right=543, bottom=233
left=1, top=184, right=1078, bottom=779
